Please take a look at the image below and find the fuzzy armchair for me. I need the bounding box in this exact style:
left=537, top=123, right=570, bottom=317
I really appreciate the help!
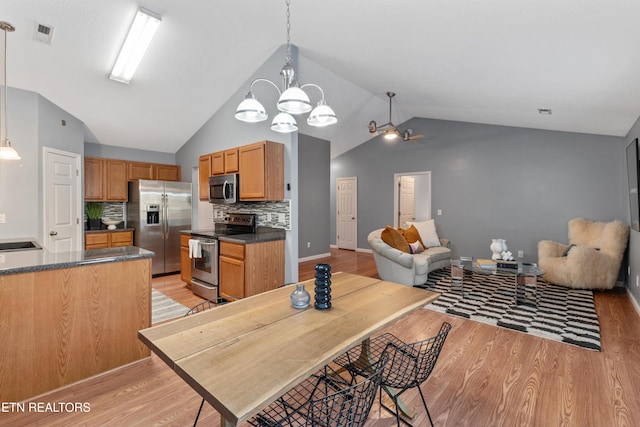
left=538, top=218, right=629, bottom=289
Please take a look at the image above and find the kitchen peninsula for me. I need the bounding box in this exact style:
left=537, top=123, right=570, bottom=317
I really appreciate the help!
left=0, top=246, right=154, bottom=402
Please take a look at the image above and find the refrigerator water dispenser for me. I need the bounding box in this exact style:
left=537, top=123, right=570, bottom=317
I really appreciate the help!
left=146, top=204, right=160, bottom=224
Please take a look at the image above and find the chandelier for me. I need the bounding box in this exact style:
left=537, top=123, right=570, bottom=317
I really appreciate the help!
left=0, top=21, right=20, bottom=160
left=234, top=0, right=337, bottom=133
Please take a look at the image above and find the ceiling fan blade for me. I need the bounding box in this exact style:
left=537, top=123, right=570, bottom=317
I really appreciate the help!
left=407, top=134, right=425, bottom=141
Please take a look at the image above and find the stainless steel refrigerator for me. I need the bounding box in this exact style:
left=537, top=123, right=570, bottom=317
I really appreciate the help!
left=128, top=180, right=192, bottom=275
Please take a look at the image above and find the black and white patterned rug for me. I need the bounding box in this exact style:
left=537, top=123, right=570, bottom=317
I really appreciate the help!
left=419, top=267, right=602, bottom=351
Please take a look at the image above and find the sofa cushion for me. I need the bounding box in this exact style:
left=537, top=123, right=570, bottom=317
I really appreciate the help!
left=381, top=225, right=410, bottom=253
left=407, top=219, right=441, bottom=247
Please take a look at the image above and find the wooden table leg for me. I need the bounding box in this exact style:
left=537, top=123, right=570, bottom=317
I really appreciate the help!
left=220, top=414, right=235, bottom=427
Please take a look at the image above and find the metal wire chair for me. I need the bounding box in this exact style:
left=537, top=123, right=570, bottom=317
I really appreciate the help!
left=183, top=296, right=240, bottom=426
left=247, top=354, right=388, bottom=427
left=334, top=322, right=452, bottom=427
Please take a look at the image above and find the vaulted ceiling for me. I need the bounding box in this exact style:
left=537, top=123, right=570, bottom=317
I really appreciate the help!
left=3, top=0, right=640, bottom=154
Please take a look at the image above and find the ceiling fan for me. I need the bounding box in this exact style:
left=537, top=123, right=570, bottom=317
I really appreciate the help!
left=368, top=92, right=424, bottom=142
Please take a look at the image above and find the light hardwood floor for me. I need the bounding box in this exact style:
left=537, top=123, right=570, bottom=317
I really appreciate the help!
left=3, top=249, right=640, bottom=426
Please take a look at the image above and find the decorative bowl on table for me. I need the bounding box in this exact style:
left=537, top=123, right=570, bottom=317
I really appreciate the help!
left=102, top=219, right=122, bottom=230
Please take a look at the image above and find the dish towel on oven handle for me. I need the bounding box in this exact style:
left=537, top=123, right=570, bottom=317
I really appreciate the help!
left=188, top=239, right=202, bottom=258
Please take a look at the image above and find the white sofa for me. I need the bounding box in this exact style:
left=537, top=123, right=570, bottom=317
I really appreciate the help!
left=368, top=228, right=452, bottom=286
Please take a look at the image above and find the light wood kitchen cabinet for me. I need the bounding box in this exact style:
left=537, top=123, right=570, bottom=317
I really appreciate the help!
left=84, top=157, right=128, bottom=201
left=128, top=161, right=181, bottom=182
left=127, top=161, right=154, bottom=181
left=180, top=234, right=192, bottom=284
left=223, top=148, right=239, bottom=173
left=84, top=157, right=106, bottom=200
left=211, top=152, right=224, bottom=176
left=106, top=160, right=128, bottom=201
left=211, top=148, right=239, bottom=176
left=198, top=154, right=212, bottom=200
left=238, top=141, right=284, bottom=201
left=153, top=164, right=181, bottom=181
left=85, top=230, right=133, bottom=250
left=219, top=239, right=284, bottom=300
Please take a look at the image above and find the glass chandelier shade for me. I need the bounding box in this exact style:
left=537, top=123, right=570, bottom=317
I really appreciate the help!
left=307, top=100, right=337, bottom=127
left=271, top=112, right=298, bottom=133
left=277, top=86, right=312, bottom=115
left=235, top=93, right=267, bottom=123
left=383, top=128, right=399, bottom=140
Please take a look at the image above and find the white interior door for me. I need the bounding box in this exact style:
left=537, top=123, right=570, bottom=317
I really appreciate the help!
left=399, top=176, right=415, bottom=227
left=43, top=148, right=82, bottom=252
left=336, top=177, right=357, bottom=250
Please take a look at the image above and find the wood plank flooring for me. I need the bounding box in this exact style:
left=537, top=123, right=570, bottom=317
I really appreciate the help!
left=3, top=249, right=639, bottom=426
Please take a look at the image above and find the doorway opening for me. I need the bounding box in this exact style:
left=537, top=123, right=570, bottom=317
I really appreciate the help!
left=393, top=171, right=431, bottom=228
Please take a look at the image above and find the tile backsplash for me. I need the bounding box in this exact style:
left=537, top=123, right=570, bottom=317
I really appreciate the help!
left=83, top=202, right=125, bottom=221
left=213, top=200, right=291, bottom=230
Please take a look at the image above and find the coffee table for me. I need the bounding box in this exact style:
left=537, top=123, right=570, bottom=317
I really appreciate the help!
left=450, top=258, right=544, bottom=306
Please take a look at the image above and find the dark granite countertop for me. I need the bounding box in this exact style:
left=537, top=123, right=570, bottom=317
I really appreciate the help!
left=182, top=227, right=286, bottom=244
left=85, top=227, right=135, bottom=234
left=0, top=246, right=154, bottom=276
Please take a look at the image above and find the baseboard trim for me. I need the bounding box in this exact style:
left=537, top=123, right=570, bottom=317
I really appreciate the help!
left=627, top=288, right=640, bottom=318
left=298, top=252, right=332, bottom=263
left=329, top=244, right=371, bottom=253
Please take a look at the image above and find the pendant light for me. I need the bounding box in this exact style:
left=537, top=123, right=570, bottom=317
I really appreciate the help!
left=0, top=21, right=19, bottom=160
left=234, top=0, right=337, bottom=132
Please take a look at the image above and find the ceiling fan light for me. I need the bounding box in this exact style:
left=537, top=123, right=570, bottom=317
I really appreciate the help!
left=0, top=140, right=20, bottom=160
left=271, top=112, right=298, bottom=133
left=278, top=87, right=312, bottom=115
left=383, top=129, right=398, bottom=140
left=235, top=93, right=267, bottom=123
left=307, top=102, right=337, bottom=127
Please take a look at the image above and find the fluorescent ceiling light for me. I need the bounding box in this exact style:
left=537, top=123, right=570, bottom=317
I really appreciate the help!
left=109, top=8, right=161, bottom=84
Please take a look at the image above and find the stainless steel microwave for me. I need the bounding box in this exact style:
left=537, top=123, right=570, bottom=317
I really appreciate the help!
left=209, top=173, right=239, bottom=204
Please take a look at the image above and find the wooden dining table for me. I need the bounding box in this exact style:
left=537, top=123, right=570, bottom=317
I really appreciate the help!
left=138, top=272, right=439, bottom=426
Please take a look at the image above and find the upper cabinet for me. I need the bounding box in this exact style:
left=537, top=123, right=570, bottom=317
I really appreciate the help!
left=153, top=164, right=181, bottom=182
left=128, top=161, right=181, bottom=182
left=198, top=154, right=212, bottom=201
left=197, top=141, right=283, bottom=202
left=84, top=157, right=127, bottom=202
left=85, top=157, right=181, bottom=202
left=239, top=141, right=284, bottom=201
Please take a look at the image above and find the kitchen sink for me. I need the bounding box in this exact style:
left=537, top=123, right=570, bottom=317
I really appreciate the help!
left=0, top=241, right=42, bottom=252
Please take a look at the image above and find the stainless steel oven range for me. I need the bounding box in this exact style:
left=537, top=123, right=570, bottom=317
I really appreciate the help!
left=190, top=213, right=257, bottom=300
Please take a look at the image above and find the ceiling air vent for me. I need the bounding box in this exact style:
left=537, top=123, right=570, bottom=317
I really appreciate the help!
left=33, top=22, right=54, bottom=45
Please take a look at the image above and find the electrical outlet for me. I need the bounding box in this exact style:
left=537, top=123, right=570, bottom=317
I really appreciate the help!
left=636, top=275, right=639, bottom=288
left=0, top=254, right=4, bottom=263
left=437, top=209, right=442, bottom=216
left=0, top=213, right=5, bottom=223
left=517, top=250, right=524, bottom=258
left=307, top=242, right=311, bottom=248
left=278, top=213, right=285, bottom=223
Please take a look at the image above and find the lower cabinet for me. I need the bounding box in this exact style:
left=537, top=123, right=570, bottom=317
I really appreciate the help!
left=180, top=234, right=192, bottom=284
left=85, top=230, right=133, bottom=250
left=219, top=239, right=284, bottom=299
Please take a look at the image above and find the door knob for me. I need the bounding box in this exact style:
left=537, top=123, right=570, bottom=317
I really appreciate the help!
left=50, top=231, right=58, bottom=236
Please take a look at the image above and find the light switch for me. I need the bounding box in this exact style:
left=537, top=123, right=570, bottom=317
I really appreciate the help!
left=0, top=213, right=5, bottom=223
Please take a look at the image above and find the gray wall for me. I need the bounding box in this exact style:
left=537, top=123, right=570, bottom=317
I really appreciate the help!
left=331, top=117, right=628, bottom=267
left=624, top=116, right=640, bottom=307
left=0, top=87, right=84, bottom=241
left=298, top=134, right=330, bottom=259
left=84, top=142, right=176, bottom=164
left=175, top=46, right=297, bottom=283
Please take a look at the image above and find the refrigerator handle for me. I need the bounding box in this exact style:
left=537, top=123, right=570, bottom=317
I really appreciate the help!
left=163, top=193, right=169, bottom=240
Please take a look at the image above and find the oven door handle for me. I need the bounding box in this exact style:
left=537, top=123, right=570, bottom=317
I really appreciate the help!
left=199, top=241, right=217, bottom=246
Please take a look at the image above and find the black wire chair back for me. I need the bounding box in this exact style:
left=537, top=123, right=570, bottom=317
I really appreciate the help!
left=381, top=322, right=452, bottom=390
left=183, top=296, right=240, bottom=317
left=249, top=353, right=389, bottom=427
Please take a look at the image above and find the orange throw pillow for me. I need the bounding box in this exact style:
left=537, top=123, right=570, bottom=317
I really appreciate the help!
left=381, top=225, right=410, bottom=253
left=401, top=224, right=424, bottom=247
